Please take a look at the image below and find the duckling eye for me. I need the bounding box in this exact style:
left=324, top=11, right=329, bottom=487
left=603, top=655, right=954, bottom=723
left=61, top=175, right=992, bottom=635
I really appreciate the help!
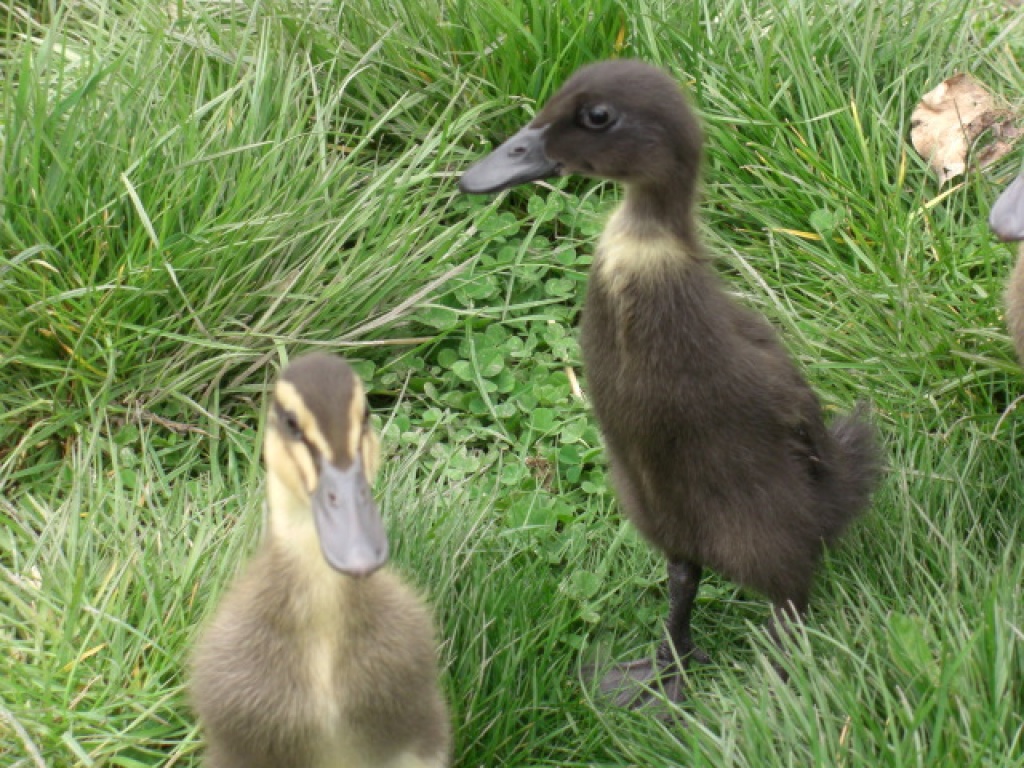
left=280, top=410, right=303, bottom=440
left=579, top=104, right=616, bottom=132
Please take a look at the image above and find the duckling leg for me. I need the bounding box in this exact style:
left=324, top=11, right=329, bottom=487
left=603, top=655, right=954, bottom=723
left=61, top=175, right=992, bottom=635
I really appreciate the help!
left=594, top=560, right=706, bottom=709
left=658, top=559, right=711, bottom=666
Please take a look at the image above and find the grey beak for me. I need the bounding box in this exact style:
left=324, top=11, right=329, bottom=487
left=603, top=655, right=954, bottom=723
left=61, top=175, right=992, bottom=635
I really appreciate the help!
left=990, top=172, right=1024, bottom=243
left=459, top=125, right=559, bottom=194
left=312, top=455, right=388, bottom=577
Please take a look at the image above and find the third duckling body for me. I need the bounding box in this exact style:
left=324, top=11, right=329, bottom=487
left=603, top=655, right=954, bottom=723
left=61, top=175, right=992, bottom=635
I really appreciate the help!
left=461, top=59, right=880, bottom=698
left=991, top=171, right=1024, bottom=360
left=191, top=354, right=449, bottom=767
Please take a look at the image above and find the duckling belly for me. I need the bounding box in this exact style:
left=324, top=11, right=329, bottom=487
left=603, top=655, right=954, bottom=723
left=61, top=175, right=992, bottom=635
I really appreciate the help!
left=602, top=415, right=823, bottom=599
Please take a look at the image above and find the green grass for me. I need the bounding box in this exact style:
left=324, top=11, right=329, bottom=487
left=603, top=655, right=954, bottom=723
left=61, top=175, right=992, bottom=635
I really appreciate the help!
left=2, top=0, right=1023, bottom=765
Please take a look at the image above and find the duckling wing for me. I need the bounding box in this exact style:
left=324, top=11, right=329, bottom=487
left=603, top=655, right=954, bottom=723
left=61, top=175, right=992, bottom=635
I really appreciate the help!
left=730, top=303, right=880, bottom=535
left=729, top=305, right=829, bottom=476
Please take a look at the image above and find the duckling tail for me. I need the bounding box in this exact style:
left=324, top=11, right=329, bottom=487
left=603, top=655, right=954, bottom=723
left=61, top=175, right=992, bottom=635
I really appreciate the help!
left=822, top=402, right=882, bottom=543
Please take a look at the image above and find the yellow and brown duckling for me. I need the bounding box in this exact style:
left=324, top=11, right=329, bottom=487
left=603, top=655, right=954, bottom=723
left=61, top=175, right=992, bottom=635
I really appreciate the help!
left=461, top=60, right=880, bottom=703
left=190, top=353, right=450, bottom=767
left=991, top=169, right=1024, bottom=360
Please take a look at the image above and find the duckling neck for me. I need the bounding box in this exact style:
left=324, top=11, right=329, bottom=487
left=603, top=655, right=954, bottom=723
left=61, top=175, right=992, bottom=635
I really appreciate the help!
left=264, top=474, right=356, bottom=617
left=596, top=182, right=701, bottom=283
left=620, top=179, right=699, bottom=246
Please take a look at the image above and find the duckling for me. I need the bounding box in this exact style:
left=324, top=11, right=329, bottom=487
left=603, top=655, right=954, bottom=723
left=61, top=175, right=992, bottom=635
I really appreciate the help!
left=190, top=353, right=450, bottom=767
left=460, top=60, right=879, bottom=700
left=990, top=170, right=1024, bottom=361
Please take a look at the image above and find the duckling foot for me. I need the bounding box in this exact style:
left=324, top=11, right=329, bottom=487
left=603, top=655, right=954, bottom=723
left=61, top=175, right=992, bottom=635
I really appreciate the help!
left=660, top=638, right=711, bottom=668
left=596, top=657, right=687, bottom=709
left=593, top=642, right=708, bottom=710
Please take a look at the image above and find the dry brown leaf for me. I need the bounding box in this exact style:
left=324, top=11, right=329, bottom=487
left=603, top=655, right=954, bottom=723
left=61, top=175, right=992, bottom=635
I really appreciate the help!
left=910, top=73, right=1020, bottom=184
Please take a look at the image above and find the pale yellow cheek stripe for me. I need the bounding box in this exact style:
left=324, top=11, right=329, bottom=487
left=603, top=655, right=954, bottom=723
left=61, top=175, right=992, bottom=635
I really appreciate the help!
left=350, top=380, right=381, bottom=482
left=274, top=379, right=333, bottom=462
left=264, top=428, right=317, bottom=496
left=362, top=428, right=380, bottom=483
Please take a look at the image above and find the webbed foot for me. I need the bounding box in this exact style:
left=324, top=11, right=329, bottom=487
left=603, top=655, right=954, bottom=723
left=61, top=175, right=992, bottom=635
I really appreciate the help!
left=596, top=657, right=687, bottom=709
left=593, top=643, right=710, bottom=710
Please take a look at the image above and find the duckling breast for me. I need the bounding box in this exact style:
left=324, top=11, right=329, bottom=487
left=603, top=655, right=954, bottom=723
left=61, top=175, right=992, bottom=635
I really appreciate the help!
left=191, top=548, right=450, bottom=768
left=594, top=205, right=700, bottom=287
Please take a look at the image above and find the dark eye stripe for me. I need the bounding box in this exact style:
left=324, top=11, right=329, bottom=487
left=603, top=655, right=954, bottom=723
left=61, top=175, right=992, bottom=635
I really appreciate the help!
left=281, top=434, right=317, bottom=493
left=273, top=404, right=300, bottom=436
left=274, top=403, right=321, bottom=462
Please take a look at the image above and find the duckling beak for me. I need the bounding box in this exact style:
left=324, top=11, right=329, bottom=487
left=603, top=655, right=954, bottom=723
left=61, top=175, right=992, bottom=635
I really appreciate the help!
left=991, top=173, right=1024, bottom=242
left=459, top=125, right=559, bottom=194
left=312, top=455, right=388, bottom=577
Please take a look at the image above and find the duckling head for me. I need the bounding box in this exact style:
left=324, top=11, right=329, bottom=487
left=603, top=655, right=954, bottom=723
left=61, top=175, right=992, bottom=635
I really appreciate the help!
left=991, top=171, right=1024, bottom=242
left=459, top=59, right=702, bottom=195
left=264, top=353, right=387, bottom=577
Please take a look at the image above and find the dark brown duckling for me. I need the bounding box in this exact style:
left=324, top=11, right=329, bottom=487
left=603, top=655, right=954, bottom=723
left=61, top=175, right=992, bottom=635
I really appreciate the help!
left=991, top=170, right=1024, bottom=361
left=460, top=59, right=880, bottom=703
left=190, top=353, right=450, bottom=767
